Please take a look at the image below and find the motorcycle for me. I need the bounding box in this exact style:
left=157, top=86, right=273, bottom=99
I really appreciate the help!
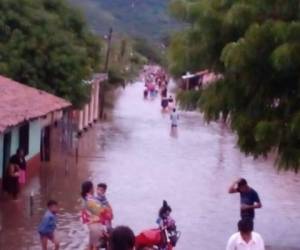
left=135, top=222, right=181, bottom=250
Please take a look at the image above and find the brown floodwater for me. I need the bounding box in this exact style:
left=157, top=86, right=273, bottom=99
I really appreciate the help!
left=1, top=82, right=300, bottom=250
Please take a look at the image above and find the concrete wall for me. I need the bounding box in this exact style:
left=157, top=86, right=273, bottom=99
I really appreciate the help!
left=74, top=77, right=104, bottom=134
left=10, top=127, right=19, bottom=156
left=28, top=119, right=41, bottom=159
left=78, top=110, right=84, bottom=131
left=94, top=83, right=100, bottom=120
left=84, top=104, right=89, bottom=128
left=89, top=88, right=94, bottom=124
left=0, top=134, right=3, bottom=178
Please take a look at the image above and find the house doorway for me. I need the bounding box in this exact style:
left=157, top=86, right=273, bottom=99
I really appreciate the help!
left=19, top=123, right=29, bottom=155
left=2, top=132, right=12, bottom=186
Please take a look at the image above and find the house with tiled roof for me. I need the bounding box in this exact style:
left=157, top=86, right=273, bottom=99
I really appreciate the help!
left=0, top=75, right=71, bottom=184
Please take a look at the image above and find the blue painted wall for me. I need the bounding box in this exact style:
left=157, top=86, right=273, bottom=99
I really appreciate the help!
left=0, top=119, right=42, bottom=180
left=0, top=126, right=21, bottom=179
left=28, top=119, right=41, bottom=159
left=10, top=127, right=19, bottom=156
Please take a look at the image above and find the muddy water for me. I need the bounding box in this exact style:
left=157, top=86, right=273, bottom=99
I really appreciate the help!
left=1, top=82, right=300, bottom=250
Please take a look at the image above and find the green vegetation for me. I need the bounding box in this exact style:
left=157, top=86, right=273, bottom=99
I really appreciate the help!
left=67, top=0, right=169, bottom=87
left=133, top=38, right=165, bottom=65
left=169, top=0, right=300, bottom=171
left=0, top=0, right=102, bottom=107
left=104, top=37, right=148, bottom=86
left=69, top=0, right=179, bottom=42
left=176, top=90, right=201, bottom=110
left=98, top=36, right=148, bottom=116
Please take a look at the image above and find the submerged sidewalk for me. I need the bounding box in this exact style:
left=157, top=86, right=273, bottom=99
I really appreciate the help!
left=0, top=125, right=99, bottom=250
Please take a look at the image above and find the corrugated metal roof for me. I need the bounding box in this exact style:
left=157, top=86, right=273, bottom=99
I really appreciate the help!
left=182, top=70, right=209, bottom=80
left=83, top=73, right=108, bottom=85
left=0, top=75, right=71, bottom=133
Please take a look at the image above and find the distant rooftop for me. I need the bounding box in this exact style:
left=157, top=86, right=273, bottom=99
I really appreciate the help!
left=0, top=76, right=71, bottom=133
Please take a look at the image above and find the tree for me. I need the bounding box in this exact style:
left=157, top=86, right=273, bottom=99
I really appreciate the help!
left=133, top=37, right=165, bottom=65
left=0, top=0, right=102, bottom=107
left=169, top=0, right=300, bottom=171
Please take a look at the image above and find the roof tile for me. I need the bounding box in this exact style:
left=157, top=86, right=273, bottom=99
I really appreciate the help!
left=0, top=75, right=71, bottom=133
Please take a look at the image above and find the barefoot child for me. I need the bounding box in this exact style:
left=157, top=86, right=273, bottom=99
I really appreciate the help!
left=38, top=200, right=60, bottom=250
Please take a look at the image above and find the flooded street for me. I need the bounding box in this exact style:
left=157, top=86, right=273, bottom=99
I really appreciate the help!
left=1, top=81, right=300, bottom=250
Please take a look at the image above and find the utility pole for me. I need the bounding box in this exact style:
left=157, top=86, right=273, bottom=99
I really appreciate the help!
left=100, top=27, right=113, bottom=118
left=104, top=27, right=113, bottom=72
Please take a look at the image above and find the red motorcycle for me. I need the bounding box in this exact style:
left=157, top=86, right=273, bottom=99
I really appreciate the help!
left=135, top=223, right=181, bottom=250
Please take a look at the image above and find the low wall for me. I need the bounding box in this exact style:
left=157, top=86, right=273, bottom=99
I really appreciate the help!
left=26, top=153, right=41, bottom=180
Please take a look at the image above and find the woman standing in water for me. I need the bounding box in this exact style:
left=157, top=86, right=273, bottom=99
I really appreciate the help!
left=11, top=148, right=27, bottom=184
left=81, top=181, right=108, bottom=250
left=5, top=154, right=21, bottom=200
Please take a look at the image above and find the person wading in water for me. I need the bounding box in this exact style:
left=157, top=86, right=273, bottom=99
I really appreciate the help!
left=81, top=181, right=110, bottom=250
left=3, top=150, right=26, bottom=200
left=229, top=178, right=262, bottom=221
left=11, top=148, right=27, bottom=184
left=170, top=108, right=179, bottom=128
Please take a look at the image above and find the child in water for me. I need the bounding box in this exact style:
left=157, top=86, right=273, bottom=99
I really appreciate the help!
left=38, top=200, right=60, bottom=250
left=157, top=200, right=179, bottom=248
left=96, top=183, right=113, bottom=228
left=170, top=108, right=179, bottom=128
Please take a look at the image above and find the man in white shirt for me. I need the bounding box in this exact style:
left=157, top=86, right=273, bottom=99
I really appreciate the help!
left=226, top=219, right=265, bottom=250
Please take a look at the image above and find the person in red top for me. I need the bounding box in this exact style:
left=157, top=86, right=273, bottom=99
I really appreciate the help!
left=81, top=181, right=108, bottom=250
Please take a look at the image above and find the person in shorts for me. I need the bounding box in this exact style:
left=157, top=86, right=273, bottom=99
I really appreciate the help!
left=38, top=200, right=60, bottom=250
left=170, top=108, right=179, bottom=128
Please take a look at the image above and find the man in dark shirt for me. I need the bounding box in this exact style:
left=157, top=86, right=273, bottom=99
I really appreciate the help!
left=229, top=178, right=262, bottom=220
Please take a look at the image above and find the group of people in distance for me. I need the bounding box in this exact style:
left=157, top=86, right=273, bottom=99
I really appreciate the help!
left=143, top=66, right=169, bottom=101
left=227, top=178, right=264, bottom=250
left=142, top=66, right=179, bottom=130
left=2, top=147, right=27, bottom=200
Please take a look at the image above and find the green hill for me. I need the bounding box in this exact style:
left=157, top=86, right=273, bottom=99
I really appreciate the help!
left=68, top=0, right=179, bottom=42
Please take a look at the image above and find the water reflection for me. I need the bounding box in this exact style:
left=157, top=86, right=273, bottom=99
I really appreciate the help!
left=1, top=82, right=300, bottom=250
left=170, top=127, right=178, bottom=138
